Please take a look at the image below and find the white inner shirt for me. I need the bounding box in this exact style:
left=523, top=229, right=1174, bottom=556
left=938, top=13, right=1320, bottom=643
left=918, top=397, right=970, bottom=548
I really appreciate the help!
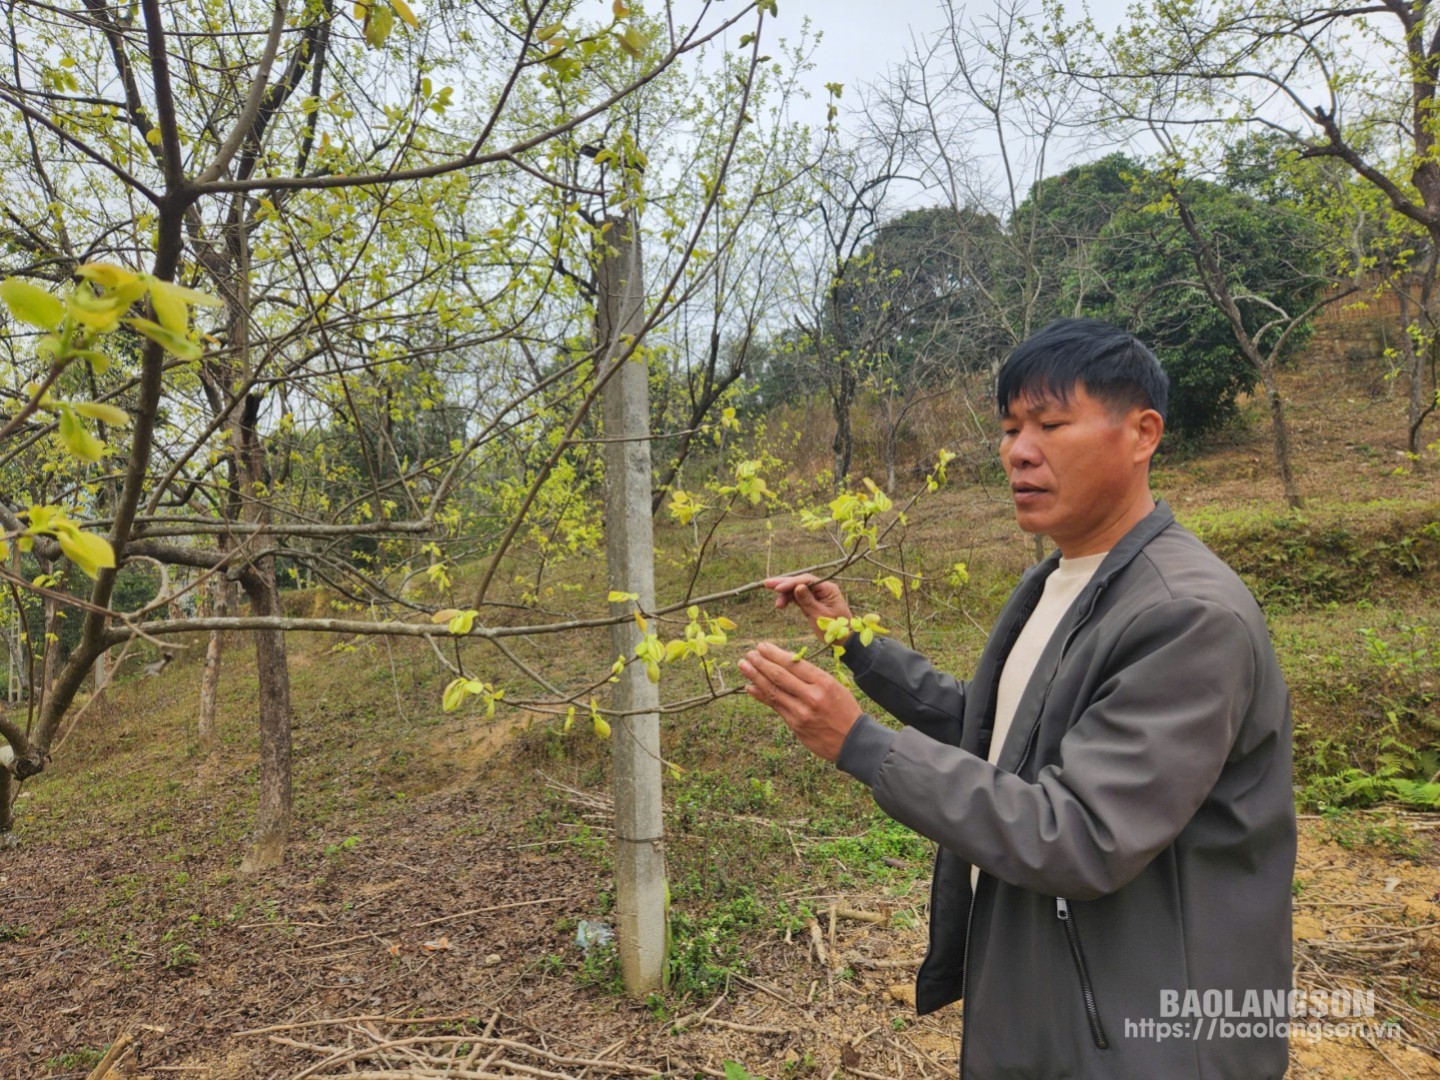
left=970, top=550, right=1108, bottom=893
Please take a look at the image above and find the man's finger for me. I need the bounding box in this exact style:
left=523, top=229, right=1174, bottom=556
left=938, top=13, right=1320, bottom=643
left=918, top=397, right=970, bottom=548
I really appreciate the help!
left=764, top=574, right=817, bottom=609
left=754, top=640, right=827, bottom=682
left=741, top=671, right=772, bottom=703
left=747, top=645, right=819, bottom=698
left=791, top=582, right=822, bottom=612
left=738, top=651, right=776, bottom=695
left=764, top=574, right=817, bottom=589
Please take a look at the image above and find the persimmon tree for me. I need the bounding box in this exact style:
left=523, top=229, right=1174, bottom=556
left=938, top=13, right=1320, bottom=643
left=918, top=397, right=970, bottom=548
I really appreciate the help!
left=0, top=0, right=982, bottom=1002
left=0, top=0, right=814, bottom=881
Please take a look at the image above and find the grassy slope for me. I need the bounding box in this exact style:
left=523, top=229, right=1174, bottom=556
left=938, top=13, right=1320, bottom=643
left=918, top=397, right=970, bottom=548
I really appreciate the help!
left=1, top=345, right=1438, bottom=1079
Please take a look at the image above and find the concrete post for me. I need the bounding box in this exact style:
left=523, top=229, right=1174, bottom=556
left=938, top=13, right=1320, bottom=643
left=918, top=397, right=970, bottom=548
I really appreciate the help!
left=595, top=212, right=667, bottom=994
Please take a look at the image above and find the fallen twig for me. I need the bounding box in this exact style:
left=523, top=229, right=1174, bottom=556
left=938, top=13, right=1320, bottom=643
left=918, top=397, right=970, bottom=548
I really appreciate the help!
left=297, top=896, right=564, bottom=951
left=85, top=1033, right=134, bottom=1080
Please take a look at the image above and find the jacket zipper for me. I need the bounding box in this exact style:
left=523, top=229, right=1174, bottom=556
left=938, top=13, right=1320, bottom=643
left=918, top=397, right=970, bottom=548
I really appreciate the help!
left=958, top=872, right=979, bottom=1078
left=1056, top=897, right=1108, bottom=1049
left=960, top=578, right=1109, bottom=1077
left=965, top=583, right=1106, bottom=1074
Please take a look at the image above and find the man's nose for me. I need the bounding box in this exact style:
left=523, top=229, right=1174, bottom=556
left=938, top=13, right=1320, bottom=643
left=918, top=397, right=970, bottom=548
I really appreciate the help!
left=1006, top=427, right=1043, bottom=469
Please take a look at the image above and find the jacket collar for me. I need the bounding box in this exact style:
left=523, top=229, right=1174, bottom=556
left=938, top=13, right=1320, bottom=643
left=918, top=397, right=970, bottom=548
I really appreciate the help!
left=985, top=500, right=1177, bottom=771
left=967, top=498, right=1178, bottom=752
left=1036, top=504, right=1180, bottom=630
left=1077, top=499, right=1175, bottom=602
left=1031, top=495, right=1174, bottom=579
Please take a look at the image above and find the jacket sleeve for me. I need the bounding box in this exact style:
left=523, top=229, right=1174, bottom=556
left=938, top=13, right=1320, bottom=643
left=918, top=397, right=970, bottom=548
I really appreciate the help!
left=839, top=635, right=967, bottom=746
left=853, top=598, right=1256, bottom=900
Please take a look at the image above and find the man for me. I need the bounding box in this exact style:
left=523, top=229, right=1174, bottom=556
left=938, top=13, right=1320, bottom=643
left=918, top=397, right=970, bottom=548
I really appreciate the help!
left=739, top=319, right=1295, bottom=1079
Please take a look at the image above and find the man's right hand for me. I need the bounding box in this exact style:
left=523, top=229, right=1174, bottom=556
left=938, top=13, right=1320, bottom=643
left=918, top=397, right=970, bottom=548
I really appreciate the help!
left=763, top=573, right=854, bottom=644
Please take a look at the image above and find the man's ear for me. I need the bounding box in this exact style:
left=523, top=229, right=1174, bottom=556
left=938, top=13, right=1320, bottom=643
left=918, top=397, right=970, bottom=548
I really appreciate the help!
left=1133, top=408, right=1164, bottom=463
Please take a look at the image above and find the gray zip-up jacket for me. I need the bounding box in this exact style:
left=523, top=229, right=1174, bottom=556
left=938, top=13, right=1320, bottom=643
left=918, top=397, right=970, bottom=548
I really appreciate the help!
left=837, top=502, right=1295, bottom=1079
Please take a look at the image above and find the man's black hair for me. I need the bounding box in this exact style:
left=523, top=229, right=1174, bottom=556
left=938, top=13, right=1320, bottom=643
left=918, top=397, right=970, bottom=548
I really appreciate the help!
left=996, top=318, right=1168, bottom=421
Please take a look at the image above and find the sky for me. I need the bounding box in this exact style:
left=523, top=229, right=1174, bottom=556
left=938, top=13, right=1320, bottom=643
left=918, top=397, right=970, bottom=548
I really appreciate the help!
left=759, top=0, right=1136, bottom=133
left=673, top=0, right=1150, bottom=211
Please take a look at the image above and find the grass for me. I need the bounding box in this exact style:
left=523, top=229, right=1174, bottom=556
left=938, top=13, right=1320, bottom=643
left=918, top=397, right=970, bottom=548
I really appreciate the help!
left=44, top=1048, right=105, bottom=1071
left=1317, top=808, right=1428, bottom=860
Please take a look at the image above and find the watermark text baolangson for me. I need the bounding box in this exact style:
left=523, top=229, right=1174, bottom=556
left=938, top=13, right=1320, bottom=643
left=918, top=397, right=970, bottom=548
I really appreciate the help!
left=1122, top=988, right=1402, bottom=1044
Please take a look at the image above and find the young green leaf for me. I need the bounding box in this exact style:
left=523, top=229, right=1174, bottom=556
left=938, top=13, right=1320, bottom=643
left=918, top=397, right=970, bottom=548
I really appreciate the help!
left=0, top=279, right=64, bottom=330
left=147, top=281, right=189, bottom=334
left=442, top=677, right=469, bottom=712
left=390, top=0, right=419, bottom=28
left=75, top=262, right=138, bottom=289
left=66, top=288, right=130, bottom=332
left=616, top=23, right=647, bottom=58
left=144, top=278, right=222, bottom=308
left=73, top=401, right=129, bottom=427
left=72, top=349, right=111, bottom=375
left=26, top=505, right=57, bottom=533
left=53, top=525, right=116, bottom=577
left=57, top=407, right=106, bottom=462
left=447, top=609, right=477, bottom=635
left=590, top=699, right=611, bottom=738
left=123, top=317, right=203, bottom=360
left=365, top=2, right=393, bottom=46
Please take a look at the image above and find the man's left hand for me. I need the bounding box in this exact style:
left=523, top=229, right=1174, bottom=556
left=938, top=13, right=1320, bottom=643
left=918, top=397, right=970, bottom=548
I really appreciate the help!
left=739, top=641, right=862, bottom=762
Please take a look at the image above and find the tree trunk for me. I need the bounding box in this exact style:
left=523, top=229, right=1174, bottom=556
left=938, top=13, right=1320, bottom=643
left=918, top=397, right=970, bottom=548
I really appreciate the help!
left=1170, top=192, right=1305, bottom=509
left=883, top=415, right=898, bottom=494
left=198, top=632, right=222, bottom=748
left=1259, top=365, right=1304, bottom=509
left=198, top=578, right=227, bottom=749
left=831, top=362, right=856, bottom=487
left=1398, top=322, right=1436, bottom=458
left=234, top=391, right=293, bottom=873
left=5, top=619, right=18, bottom=704
left=0, top=764, right=13, bottom=843
left=239, top=571, right=292, bottom=871
left=1394, top=259, right=1439, bottom=457
left=213, top=198, right=294, bottom=871
left=39, top=590, right=57, bottom=711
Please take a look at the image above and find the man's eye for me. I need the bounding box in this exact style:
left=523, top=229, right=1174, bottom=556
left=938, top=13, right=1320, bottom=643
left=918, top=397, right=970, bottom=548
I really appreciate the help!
left=1042, top=422, right=1065, bottom=431
left=1001, top=429, right=1019, bottom=438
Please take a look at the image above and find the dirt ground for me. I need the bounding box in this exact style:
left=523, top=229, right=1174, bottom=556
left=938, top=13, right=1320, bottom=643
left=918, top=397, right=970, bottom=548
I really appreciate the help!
left=2, top=728, right=1437, bottom=1080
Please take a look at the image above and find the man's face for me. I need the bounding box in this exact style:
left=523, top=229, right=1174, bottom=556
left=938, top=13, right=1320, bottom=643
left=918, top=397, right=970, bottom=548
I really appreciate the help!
left=999, top=383, right=1154, bottom=557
